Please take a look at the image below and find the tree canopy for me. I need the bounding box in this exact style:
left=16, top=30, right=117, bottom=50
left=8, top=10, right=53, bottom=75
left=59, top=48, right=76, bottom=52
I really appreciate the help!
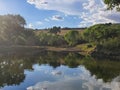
left=49, top=26, right=61, bottom=34
left=83, top=23, right=120, bottom=56
left=104, top=0, right=120, bottom=11
left=64, top=30, right=80, bottom=46
left=0, top=14, right=38, bottom=45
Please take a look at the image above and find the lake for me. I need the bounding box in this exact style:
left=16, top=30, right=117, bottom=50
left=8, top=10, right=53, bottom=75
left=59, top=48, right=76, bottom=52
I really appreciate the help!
left=0, top=51, right=120, bottom=90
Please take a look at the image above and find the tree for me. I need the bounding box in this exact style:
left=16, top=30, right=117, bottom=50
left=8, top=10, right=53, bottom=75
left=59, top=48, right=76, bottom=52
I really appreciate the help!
left=49, top=26, right=61, bottom=34
left=83, top=23, right=120, bottom=57
left=0, top=14, right=26, bottom=35
left=0, top=14, right=26, bottom=45
left=104, top=0, right=120, bottom=11
left=64, top=30, right=79, bottom=46
left=38, top=32, right=66, bottom=46
left=83, top=24, right=120, bottom=45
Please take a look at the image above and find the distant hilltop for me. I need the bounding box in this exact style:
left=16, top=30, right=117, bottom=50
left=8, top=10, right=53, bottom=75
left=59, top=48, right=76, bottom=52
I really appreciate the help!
left=29, top=27, right=87, bottom=31
left=61, top=27, right=86, bottom=30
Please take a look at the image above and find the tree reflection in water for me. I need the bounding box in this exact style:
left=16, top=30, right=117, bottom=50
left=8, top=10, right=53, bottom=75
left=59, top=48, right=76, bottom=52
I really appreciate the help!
left=0, top=51, right=120, bottom=88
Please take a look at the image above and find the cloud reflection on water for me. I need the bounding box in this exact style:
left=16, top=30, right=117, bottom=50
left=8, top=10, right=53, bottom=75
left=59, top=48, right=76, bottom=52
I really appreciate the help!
left=27, top=66, right=120, bottom=90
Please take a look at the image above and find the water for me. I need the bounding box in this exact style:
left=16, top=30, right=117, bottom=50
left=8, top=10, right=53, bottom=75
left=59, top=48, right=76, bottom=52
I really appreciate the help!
left=0, top=51, right=120, bottom=90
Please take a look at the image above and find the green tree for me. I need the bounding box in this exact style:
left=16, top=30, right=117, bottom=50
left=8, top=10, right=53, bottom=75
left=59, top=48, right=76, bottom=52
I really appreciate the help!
left=0, top=14, right=26, bottom=45
left=38, top=32, right=66, bottom=46
left=104, top=0, right=120, bottom=11
left=83, top=23, right=120, bottom=57
left=83, top=24, right=120, bottom=45
left=64, top=30, right=79, bottom=46
left=49, top=26, right=61, bottom=34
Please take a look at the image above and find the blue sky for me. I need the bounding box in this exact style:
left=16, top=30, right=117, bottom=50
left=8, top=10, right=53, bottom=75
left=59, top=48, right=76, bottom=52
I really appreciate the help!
left=0, top=0, right=120, bottom=29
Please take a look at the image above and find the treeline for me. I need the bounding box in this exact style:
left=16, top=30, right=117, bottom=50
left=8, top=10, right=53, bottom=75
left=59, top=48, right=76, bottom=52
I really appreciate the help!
left=0, top=14, right=120, bottom=57
left=83, top=23, right=120, bottom=57
left=0, top=14, right=84, bottom=46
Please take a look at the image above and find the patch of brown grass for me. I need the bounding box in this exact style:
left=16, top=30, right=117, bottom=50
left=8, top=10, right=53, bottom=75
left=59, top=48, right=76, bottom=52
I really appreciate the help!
left=34, top=29, right=84, bottom=36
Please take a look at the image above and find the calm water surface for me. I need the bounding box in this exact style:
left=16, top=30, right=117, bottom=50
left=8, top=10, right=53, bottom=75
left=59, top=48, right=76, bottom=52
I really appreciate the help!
left=0, top=51, right=120, bottom=90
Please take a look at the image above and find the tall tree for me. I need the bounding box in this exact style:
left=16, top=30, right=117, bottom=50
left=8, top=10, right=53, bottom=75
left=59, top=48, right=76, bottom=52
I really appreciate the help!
left=0, top=14, right=26, bottom=45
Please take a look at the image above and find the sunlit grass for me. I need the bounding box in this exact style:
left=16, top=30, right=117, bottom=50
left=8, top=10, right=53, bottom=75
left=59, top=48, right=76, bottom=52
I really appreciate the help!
left=76, top=43, right=96, bottom=54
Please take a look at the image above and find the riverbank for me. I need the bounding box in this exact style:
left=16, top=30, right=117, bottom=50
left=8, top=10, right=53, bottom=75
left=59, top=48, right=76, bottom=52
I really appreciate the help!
left=0, top=45, right=119, bottom=60
left=0, top=46, right=83, bottom=53
left=91, top=49, right=120, bottom=60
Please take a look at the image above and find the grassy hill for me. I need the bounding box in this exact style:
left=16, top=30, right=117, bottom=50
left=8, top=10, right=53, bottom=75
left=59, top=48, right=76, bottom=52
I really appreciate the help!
left=33, top=28, right=85, bottom=36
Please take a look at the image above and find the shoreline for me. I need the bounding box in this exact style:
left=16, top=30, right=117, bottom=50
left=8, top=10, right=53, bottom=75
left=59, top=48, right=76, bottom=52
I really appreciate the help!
left=0, top=46, right=83, bottom=53
left=0, top=46, right=120, bottom=60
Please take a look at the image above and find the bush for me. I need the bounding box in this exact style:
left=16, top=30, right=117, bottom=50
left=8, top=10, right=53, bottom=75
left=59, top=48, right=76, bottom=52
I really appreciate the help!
left=64, top=30, right=80, bottom=46
left=38, top=32, right=67, bottom=46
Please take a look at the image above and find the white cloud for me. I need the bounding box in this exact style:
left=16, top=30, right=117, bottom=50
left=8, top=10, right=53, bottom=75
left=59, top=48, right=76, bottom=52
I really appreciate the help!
left=27, top=21, right=43, bottom=29
left=83, top=0, right=97, bottom=13
left=27, top=65, right=120, bottom=90
left=44, top=18, right=50, bottom=22
left=36, top=21, right=43, bottom=25
left=77, top=0, right=120, bottom=27
left=27, top=0, right=120, bottom=27
left=51, top=15, right=64, bottom=21
left=78, top=21, right=89, bottom=28
left=28, top=23, right=34, bottom=28
left=27, top=0, right=85, bottom=15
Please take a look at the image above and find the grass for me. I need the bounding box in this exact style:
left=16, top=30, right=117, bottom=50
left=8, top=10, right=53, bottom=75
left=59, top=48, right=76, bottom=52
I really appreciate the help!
left=0, top=29, right=88, bottom=54
left=59, top=30, right=83, bottom=36
left=76, top=43, right=96, bottom=54
left=0, top=46, right=42, bottom=53
left=0, top=46, right=82, bottom=54
left=34, top=29, right=84, bottom=36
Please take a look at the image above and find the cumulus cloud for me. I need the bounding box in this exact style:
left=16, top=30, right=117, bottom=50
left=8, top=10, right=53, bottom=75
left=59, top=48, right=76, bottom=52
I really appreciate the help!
left=27, top=0, right=120, bottom=27
left=27, top=0, right=85, bottom=15
left=81, top=0, right=120, bottom=25
left=51, top=15, right=64, bottom=21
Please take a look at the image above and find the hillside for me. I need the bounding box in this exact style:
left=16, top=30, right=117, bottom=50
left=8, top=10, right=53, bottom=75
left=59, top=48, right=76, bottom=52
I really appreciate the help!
left=33, top=28, right=85, bottom=36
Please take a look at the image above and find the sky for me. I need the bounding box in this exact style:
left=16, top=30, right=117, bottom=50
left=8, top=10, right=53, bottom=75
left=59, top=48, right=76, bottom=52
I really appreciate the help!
left=0, top=0, right=120, bottom=29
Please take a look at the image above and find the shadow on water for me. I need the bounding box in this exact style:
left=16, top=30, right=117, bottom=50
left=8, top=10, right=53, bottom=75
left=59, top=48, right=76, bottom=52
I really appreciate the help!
left=0, top=47, right=120, bottom=88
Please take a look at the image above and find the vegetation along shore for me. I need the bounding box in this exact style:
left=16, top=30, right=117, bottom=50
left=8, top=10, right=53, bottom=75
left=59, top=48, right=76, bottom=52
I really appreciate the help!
left=0, top=15, right=120, bottom=60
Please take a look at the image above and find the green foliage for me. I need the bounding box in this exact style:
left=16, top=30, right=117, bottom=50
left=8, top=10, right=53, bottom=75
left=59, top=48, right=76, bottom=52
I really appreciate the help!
left=49, top=26, right=61, bottom=34
left=0, top=14, right=26, bottom=45
left=0, top=13, right=119, bottom=58
left=83, top=23, right=120, bottom=56
left=64, top=53, right=83, bottom=68
left=64, top=30, right=80, bottom=46
left=0, top=14, right=39, bottom=46
left=38, top=32, right=66, bottom=46
left=0, top=50, right=119, bottom=85
left=83, top=24, right=120, bottom=44
left=101, top=37, right=120, bottom=49
left=104, top=0, right=120, bottom=11
left=22, top=30, right=39, bottom=45
left=83, top=58, right=120, bottom=82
